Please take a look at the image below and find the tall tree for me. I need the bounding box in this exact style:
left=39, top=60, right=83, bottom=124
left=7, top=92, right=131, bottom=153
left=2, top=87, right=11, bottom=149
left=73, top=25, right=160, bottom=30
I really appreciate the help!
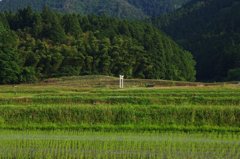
left=0, top=22, right=20, bottom=84
left=41, top=6, right=66, bottom=43
left=62, top=14, right=82, bottom=38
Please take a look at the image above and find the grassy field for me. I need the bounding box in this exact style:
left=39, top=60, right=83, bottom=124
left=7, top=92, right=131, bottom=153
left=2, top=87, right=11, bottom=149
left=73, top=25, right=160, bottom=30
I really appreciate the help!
left=0, top=76, right=239, bottom=158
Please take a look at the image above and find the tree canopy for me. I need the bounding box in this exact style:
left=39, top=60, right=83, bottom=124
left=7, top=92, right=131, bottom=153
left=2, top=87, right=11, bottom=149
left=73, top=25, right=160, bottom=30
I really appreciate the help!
left=0, top=21, right=20, bottom=84
left=0, top=0, right=190, bottom=19
left=0, top=7, right=196, bottom=84
left=154, top=0, right=240, bottom=81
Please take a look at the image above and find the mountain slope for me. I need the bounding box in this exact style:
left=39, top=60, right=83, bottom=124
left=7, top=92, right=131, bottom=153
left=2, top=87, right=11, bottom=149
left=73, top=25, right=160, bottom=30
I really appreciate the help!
left=0, top=0, right=190, bottom=19
left=127, top=0, right=191, bottom=17
left=155, top=0, right=240, bottom=81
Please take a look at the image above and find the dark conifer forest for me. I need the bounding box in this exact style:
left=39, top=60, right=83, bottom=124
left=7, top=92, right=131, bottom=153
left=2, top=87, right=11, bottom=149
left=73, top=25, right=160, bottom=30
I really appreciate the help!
left=154, top=0, right=240, bottom=81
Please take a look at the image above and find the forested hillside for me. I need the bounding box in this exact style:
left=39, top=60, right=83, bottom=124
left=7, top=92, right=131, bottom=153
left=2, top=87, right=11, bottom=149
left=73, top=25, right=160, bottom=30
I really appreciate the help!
left=2, top=0, right=238, bottom=82
left=0, top=0, right=190, bottom=19
left=127, top=0, right=190, bottom=17
left=154, top=0, right=240, bottom=81
left=0, top=7, right=195, bottom=84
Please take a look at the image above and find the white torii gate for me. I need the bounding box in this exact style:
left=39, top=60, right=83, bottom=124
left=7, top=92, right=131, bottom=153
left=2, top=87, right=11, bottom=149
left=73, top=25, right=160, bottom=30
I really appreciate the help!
left=119, top=75, right=124, bottom=88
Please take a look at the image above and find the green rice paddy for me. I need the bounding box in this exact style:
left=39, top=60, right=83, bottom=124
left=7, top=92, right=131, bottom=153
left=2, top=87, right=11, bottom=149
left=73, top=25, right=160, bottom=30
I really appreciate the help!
left=0, top=76, right=239, bottom=158
left=0, top=131, right=239, bottom=159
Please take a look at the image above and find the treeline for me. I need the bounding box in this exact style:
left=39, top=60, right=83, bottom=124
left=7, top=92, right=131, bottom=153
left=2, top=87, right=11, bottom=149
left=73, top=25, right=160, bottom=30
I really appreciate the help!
left=0, top=0, right=191, bottom=19
left=0, top=7, right=196, bottom=84
left=154, top=0, right=240, bottom=81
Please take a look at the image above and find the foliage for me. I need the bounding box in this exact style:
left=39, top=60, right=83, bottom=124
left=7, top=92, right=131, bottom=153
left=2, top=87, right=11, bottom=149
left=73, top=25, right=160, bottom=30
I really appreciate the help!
left=154, top=0, right=240, bottom=81
left=0, top=7, right=196, bottom=83
left=228, top=68, right=240, bottom=81
left=0, top=0, right=190, bottom=19
left=0, top=21, right=20, bottom=84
